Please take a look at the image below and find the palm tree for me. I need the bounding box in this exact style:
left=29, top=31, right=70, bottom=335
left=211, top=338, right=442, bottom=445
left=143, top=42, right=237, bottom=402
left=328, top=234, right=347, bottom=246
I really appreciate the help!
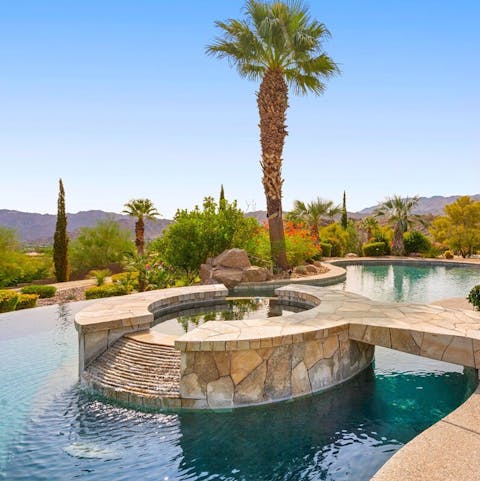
left=289, top=198, right=340, bottom=242
left=359, top=216, right=379, bottom=243
left=206, top=1, right=338, bottom=271
left=123, top=199, right=160, bottom=255
left=374, top=195, right=422, bottom=255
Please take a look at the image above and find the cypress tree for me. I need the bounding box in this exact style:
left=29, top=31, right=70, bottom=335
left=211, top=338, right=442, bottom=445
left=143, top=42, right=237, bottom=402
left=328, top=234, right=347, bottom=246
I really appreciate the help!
left=341, top=190, right=348, bottom=229
left=219, top=184, right=226, bottom=210
left=53, top=178, right=69, bottom=281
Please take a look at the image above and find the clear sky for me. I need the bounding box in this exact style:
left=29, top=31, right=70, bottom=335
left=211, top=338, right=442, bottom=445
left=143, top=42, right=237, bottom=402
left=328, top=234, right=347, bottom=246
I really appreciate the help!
left=1, top=0, right=478, bottom=218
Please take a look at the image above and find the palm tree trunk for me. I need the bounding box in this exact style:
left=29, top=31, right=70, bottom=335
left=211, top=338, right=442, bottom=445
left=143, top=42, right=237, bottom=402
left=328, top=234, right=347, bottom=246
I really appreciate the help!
left=392, top=224, right=404, bottom=256
left=135, top=218, right=145, bottom=255
left=258, top=68, right=289, bottom=271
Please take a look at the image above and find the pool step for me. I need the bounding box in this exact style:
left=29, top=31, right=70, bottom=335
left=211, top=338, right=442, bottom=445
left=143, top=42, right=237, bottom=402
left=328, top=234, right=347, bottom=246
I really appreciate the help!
left=82, top=336, right=181, bottom=409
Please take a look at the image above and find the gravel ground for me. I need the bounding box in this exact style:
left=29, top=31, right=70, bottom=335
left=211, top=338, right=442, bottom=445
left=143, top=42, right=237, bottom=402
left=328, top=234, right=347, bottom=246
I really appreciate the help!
left=37, top=286, right=88, bottom=306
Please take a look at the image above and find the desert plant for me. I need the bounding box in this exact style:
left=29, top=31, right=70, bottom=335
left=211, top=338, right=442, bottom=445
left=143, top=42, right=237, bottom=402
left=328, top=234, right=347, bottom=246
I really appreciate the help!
left=467, top=285, right=480, bottom=310
left=444, top=250, right=454, bottom=259
left=85, top=284, right=128, bottom=300
left=207, top=0, right=338, bottom=270
left=88, top=269, right=111, bottom=286
left=0, top=290, right=19, bottom=312
left=16, top=293, right=39, bottom=310
left=362, top=242, right=386, bottom=257
left=20, top=285, right=57, bottom=298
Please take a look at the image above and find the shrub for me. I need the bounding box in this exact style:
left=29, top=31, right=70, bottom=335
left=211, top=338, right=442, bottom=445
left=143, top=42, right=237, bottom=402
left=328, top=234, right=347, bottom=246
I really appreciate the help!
left=20, top=285, right=57, bottom=298
left=319, top=223, right=349, bottom=257
left=319, top=242, right=332, bottom=257
left=69, top=220, right=134, bottom=273
left=0, top=290, right=19, bottom=312
left=112, top=271, right=139, bottom=293
left=362, top=242, right=386, bottom=256
left=85, top=284, right=128, bottom=300
left=16, top=293, right=39, bottom=310
left=467, top=285, right=480, bottom=310
left=88, top=269, right=111, bottom=286
left=444, top=250, right=454, bottom=259
left=404, top=230, right=432, bottom=254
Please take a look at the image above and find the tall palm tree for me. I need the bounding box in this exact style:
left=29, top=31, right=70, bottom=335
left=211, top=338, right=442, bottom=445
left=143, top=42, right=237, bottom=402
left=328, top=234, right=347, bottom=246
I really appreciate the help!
left=123, top=199, right=160, bottom=255
left=289, top=198, right=340, bottom=242
left=206, top=0, right=338, bottom=271
left=374, top=195, right=422, bottom=255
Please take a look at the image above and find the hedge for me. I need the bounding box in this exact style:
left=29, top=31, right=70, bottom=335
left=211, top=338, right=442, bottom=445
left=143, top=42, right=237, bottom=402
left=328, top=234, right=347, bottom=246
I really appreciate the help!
left=85, top=284, right=128, bottom=300
left=362, top=242, right=386, bottom=257
left=20, top=285, right=57, bottom=298
left=0, top=290, right=19, bottom=313
left=16, top=293, right=39, bottom=310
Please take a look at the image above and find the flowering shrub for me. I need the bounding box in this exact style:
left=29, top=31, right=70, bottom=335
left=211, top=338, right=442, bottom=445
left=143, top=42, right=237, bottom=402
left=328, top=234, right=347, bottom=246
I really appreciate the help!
left=258, top=221, right=320, bottom=267
left=0, top=290, right=19, bottom=312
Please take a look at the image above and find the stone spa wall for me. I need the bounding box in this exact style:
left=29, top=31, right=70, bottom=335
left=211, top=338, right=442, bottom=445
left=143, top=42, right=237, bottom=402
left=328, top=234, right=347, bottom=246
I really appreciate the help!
left=178, top=329, right=374, bottom=410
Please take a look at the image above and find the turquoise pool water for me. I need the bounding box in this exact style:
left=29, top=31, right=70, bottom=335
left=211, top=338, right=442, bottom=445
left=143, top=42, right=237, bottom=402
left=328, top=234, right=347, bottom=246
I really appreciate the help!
left=1, top=264, right=479, bottom=480
left=333, top=264, right=480, bottom=304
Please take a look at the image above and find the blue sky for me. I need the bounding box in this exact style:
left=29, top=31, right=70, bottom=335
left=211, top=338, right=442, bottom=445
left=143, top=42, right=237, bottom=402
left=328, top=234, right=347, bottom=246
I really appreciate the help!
left=1, top=0, right=478, bottom=217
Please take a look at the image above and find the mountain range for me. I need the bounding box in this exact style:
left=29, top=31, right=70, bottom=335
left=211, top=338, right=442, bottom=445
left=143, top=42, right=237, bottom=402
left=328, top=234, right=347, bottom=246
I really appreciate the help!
left=1, top=194, right=478, bottom=244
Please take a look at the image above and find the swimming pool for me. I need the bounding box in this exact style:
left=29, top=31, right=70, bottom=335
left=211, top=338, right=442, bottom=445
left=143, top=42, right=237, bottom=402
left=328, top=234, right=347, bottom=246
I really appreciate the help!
left=333, top=263, right=480, bottom=304
left=1, top=263, right=479, bottom=480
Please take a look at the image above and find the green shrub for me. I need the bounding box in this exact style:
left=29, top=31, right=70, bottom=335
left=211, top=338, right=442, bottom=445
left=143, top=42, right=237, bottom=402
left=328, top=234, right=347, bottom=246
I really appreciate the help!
left=16, top=293, right=39, bottom=310
left=319, top=242, right=332, bottom=257
left=467, top=285, right=480, bottom=310
left=0, top=290, right=19, bottom=312
left=88, top=269, right=111, bottom=286
left=85, top=284, right=128, bottom=300
left=319, top=223, right=349, bottom=257
left=362, top=242, right=386, bottom=256
left=111, top=271, right=139, bottom=293
left=444, top=250, right=454, bottom=259
left=404, top=230, right=432, bottom=254
left=20, top=285, right=57, bottom=298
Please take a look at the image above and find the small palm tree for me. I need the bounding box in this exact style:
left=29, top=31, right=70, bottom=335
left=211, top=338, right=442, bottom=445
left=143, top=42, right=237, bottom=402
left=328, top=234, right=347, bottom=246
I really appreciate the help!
left=289, top=198, right=340, bottom=242
left=207, top=0, right=338, bottom=271
left=359, top=216, right=380, bottom=242
left=123, top=199, right=160, bottom=255
left=374, top=195, right=422, bottom=255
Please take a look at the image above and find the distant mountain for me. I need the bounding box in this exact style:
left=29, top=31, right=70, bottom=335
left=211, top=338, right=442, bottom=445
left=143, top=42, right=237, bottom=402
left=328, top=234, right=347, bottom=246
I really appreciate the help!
left=0, top=209, right=170, bottom=244
left=2, top=195, right=479, bottom=244
left=357, top=194, right=480, bottom=217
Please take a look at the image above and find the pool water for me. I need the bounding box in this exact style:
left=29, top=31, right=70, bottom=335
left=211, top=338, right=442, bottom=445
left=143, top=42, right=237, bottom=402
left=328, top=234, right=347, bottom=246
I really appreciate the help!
left=152, top=297, right=304, bottom=335
left=1, top=264, right=479, bottom=480
left=333, top=264, right=480, bottom=304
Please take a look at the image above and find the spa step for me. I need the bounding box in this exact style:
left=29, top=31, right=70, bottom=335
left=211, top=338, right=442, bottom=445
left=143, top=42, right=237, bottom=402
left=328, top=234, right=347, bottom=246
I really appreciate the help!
left=82, top=336, right=181, bottom=403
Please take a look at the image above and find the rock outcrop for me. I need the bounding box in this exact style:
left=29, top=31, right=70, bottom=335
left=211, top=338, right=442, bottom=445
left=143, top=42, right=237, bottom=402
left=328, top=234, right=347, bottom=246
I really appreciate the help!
left=200, top=248, right=271, bottom=288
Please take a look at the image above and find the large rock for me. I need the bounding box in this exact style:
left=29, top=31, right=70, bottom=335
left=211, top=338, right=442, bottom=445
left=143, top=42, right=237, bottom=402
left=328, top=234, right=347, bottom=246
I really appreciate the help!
left=200, top=248, right=271, bottom=288
left=241, top=266, right=270, bottom=283
left=213, top=248, right=251, bottom=269
left=211, top=268, right=244, bottom=289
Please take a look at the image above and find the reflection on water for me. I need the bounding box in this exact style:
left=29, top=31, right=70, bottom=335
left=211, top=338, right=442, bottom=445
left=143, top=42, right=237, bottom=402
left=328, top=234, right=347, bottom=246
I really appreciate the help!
left=3, top=348, right=477, bottom=481
left=333, top=264, right=480, bottom=303
left=153, top=297, right=305, bottom=334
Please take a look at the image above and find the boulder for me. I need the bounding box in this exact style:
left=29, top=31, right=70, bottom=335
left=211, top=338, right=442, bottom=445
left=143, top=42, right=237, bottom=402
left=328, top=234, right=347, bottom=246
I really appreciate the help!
left=345, top=252, right=358, bottom=258
left=199, top=263, right=213, bottom=284
left=241, top=266, right=270, bottom=283
left=211, top=268, right=244, bottom=289
left=213, top=248, right=251, bottom=269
